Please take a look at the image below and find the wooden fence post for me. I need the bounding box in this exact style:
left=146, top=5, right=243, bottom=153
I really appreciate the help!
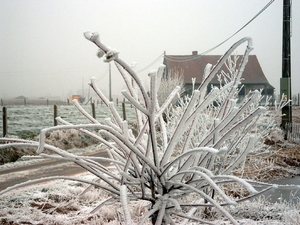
left=122, top=102, right=126, bottom=121
left=2, top=107, right=7, bottom=137
left=54, top=105, right=58, bottom=126
left=91, top=102, right=96, bottom=119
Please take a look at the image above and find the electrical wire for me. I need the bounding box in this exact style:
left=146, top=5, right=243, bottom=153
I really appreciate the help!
left=1, top=1, right=274, bottom=78
left=164, top=0, right=275, bottom=63
left=136, top=53, right=165, bottom=73
left=98, top=66, right=109, bottom=81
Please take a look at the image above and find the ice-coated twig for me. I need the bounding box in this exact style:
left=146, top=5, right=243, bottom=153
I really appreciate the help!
left=213, top=106, right=266, bottom=149
left=137, top=200, right=162, bottom=225
left=73, top=99, right=99, bottom=124
left=36, top=124, right=112, bottom=154
left=155, top=197, right=167, bottom=225
left=167, top=180, right=239, bottom=225
left=171, top=212, right=216, bottom=225
left=99, top=129, right=159, bottom=174
left=222, top=135, right=256, bottom=174
left=160, top=90, right=201, bottom=167
left=0, top=176, right=120, bottom=196
left=155, top=86, right=181, bottom=119
left=120, top=185, right=132, bottom=225
left=185, top=87, right=220, bottom=125
left=108, top=102, right=124, bottom=127
left=39, top=153, right=121, bottom=180
left=56, top=116, right=119, bottom=152
left=161, top=147, right=226, bottom=177
left=122, top=90, right=150, bottom=116
left=170, top=170, right=236, bottom=205
left=90, top=197, right=114, bottom=214
left=89, top=76, right=110, bottom=106
left=199, top=90, right=261, bottom=147
left=115, top=62, right=145, bottom=131
left=198, top=37, right=253, bottom=93
left=181, top=206, right=202, bottom=225
left=84, top=31, right=150, bottom=108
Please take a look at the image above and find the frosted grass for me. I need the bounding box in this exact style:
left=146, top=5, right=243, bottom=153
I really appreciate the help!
left=0, top=104, right=135, bottom=138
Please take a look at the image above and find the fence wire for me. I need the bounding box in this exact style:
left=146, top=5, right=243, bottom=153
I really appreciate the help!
left=286, top=123, right=300, bottom=144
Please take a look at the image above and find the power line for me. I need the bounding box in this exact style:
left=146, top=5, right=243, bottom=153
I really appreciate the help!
left=136, top=53, right=165, bottom=73
left=98, top=66, right=109, bottom=81
left=164, top=0, right=275, bottom=63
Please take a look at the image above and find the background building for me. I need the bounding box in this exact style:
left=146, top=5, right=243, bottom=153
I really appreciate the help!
left=163, top=51, right=274, bottom=100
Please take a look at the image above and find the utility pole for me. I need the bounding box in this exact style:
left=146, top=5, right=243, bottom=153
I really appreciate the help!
left=109, top=63, right=112, bottom=101
left=281, top=0, right=292, bottom=137
left=82, top=76, right=84, bottom=97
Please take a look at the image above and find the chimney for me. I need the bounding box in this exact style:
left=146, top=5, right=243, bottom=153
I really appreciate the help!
left=192, top=51, right=198, bottom=56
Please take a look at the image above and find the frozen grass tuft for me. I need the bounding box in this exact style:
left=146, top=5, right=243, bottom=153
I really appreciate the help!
left=0, top=176, right=299, bottom=224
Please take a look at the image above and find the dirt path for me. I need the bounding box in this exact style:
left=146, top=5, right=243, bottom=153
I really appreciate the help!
left=0, top=151, right=109, bottom=191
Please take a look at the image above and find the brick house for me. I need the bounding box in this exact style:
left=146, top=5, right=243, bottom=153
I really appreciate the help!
left=163, top=51, right=274, bottom=98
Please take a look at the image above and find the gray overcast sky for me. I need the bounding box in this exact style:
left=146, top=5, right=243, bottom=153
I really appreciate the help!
left=0, top=0, right=299, bottom=99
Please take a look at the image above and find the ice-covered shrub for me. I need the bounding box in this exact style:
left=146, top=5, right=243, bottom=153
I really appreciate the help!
left=163, top=54, right=283, bottom=173
left=0, top=32, right=287, bottom=224
left=157, top=69, right=185, bottom=106
left=45, top=129, right=98, bottom=149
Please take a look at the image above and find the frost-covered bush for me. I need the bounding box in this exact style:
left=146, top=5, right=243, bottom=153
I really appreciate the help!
left=163, top=54, right=282, bottom=173
left=157, top=69, right=185, bottom=106
left=0, top=32, right=286, bottom=224
left=45, top=129, right=98, bottom=149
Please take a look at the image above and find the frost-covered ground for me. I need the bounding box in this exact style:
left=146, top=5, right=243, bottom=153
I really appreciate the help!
left=0, top=167, right=300, bottom=224
left=1, top=107, right=300, bottom=224
left=1, top=142, right=300, bottom=224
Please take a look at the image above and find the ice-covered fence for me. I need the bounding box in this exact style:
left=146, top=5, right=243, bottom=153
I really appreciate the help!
left=0, top=98, right=68, bottom=106
left=2, top=107, right=7, bottom=137
left=286, top=123, right=300, bottom=143
left=0, top=104, right=135, bottom=138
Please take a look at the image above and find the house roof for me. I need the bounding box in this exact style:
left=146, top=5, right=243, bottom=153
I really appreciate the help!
left=163, top=53, right=274, bottom=88
left=15, top=95, right=27, bottom=99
